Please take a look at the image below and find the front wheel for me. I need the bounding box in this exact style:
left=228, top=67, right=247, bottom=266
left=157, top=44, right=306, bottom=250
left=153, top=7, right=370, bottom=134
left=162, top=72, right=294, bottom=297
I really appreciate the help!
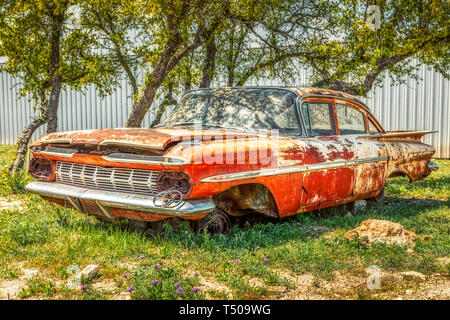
left=193, top=208, right=231, bottom=235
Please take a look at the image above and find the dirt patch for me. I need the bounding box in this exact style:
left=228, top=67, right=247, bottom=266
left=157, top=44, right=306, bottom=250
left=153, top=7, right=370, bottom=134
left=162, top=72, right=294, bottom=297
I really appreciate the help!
left=252, top=268, right=449, bottom=300
left=198, top=276, right=234, bottom=299
left=345, top=219, right=417, bottom=246
left=0, top=197, right=23, bottom=211
left=0, top=263, right=39, bottom=300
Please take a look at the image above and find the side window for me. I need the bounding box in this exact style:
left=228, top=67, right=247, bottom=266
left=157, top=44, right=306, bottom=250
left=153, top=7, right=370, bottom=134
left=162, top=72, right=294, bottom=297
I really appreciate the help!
left=301, top=102, right=334, bottom=136
left=368, top=119, right=381, bottom=133
left=335, top=103, right=366, bottom=135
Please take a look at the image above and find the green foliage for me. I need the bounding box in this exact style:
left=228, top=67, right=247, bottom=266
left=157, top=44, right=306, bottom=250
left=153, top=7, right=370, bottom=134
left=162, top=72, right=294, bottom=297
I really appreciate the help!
left=2, top=168, right=32, bottom=195
left=8, top=216, right=51, bottom=246
left=19, top=278, right=57, bottom=298
left=0, top=0, right=119, bottom=102
left=0, top=266, right=22, bottom=280
left=306, top=0, right=450, bottom=94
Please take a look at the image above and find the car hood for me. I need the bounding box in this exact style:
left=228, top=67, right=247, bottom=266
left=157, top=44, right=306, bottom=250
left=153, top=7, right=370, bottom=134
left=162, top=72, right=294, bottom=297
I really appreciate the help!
left=31, top=127, right=265, bottom=151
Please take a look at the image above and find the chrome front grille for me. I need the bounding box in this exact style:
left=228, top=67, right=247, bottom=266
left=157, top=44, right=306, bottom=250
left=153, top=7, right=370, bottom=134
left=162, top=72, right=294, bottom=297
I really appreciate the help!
left=55, top=161, right=160, bottom=196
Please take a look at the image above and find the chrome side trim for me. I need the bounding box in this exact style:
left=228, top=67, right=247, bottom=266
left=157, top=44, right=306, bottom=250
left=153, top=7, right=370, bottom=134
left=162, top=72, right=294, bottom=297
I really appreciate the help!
left=356, top=156, right=389, bottom=164
left=200, top=156, right=389, bottom=182
left=38, top=150, right=74, bottom=158
left=25, top=181, right=215, bottom=217
left=98, top=140, right=165, bottom=151
left=33, top=146, right=77, bottom=158
left=101, top=153, right=190, bottom=165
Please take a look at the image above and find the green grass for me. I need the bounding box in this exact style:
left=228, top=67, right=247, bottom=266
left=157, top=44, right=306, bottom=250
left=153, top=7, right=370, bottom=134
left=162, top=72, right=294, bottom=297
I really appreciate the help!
left=0, top=145, right=32, bottom=195
left=0, top=145, right=448, bottom=300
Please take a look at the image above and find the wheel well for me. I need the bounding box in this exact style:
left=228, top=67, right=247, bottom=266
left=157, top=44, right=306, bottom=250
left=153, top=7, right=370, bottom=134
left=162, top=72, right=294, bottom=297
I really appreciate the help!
left=212, top=183, right=279, bottom=218
left=387, top=169, right=413, bottom=182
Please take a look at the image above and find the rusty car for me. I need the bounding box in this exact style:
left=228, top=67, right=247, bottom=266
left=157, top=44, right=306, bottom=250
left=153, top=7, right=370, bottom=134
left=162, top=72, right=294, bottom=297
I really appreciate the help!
left=25, top=87, right=439, bottom=234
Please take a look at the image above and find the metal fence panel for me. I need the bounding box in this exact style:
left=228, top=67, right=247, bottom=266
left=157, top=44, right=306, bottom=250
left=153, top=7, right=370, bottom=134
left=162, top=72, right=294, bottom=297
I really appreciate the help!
left=1, top=64, right=448, bottom=158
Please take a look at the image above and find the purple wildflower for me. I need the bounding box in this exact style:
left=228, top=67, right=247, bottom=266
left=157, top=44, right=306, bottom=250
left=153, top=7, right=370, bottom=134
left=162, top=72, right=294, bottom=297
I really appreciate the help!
left=175, top=282, right=181, bottom=288
left=122, top=273, right=128, bottom=278
left=152, top=279, right=159, bottom=285
left=194, top=272, right=200, bottom=276
left=153, top=264, right=161, bottom=271
left=80, top=284, right=87, bottom=290
left=176, top=287, right=184, bottom=294
left=264, top=257, right=270, bottom=262
left=234, top=259, right=240, bottom=264
left=192, top=287, right=199, bottom=292
left=138, top=255, right=144, bottom=259
left=126, top=286, right=134, bottom=292
left=9, top=253, right=14, bottom=258
left=21, top=249, right=26, bottom=253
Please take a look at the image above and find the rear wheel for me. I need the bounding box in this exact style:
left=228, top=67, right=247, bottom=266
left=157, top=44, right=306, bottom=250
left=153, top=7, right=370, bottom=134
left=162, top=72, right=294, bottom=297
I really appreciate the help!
left=194, top=208, right=231, bottom=235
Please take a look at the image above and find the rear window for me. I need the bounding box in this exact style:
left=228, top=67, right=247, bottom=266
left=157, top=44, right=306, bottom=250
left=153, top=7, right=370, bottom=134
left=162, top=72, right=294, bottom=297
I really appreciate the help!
left=336, top=103, right=366, bottom=135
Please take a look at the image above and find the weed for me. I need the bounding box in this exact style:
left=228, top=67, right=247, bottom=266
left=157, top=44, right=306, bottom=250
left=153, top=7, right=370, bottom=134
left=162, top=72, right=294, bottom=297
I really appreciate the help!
left=19, top=278, right=56, bottom=298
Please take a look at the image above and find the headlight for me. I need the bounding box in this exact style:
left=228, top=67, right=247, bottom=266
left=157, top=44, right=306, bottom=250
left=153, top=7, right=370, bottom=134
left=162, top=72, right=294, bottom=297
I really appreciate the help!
left=29, top=158, right=55, bottom=181
left=156, top=171, right=192, bottom=195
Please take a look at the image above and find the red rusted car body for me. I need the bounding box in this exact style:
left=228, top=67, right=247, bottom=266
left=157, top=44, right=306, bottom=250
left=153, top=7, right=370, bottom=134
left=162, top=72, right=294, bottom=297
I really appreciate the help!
left=26, top=87, right=438, bottom=233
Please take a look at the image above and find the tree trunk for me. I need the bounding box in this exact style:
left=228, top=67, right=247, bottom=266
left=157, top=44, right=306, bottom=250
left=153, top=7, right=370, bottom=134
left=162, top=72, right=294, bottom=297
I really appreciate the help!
left=9, top=97, right=49, bottom=175
left=200, top=36, right=217, bottom=88
left=149, top=94, right=177, bottom=128
left=126, top=38, right=183, bottom=128
left=46, top=75, right=62, bottom=133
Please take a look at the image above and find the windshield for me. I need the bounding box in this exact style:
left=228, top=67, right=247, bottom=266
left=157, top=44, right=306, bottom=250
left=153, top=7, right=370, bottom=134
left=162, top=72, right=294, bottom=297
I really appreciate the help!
left=158, top=88, right=300, bottom=135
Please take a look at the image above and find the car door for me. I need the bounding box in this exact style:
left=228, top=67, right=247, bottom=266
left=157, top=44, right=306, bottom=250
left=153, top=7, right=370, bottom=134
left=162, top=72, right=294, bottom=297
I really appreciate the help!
left=334, top=100, right=387, bottom=196
left=299, top=99, right=355, bottom=208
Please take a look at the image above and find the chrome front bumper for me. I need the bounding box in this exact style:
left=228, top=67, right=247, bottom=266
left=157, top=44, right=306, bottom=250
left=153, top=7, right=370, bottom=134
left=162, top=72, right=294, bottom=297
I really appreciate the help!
left=25, top=181, right=215, bottom=218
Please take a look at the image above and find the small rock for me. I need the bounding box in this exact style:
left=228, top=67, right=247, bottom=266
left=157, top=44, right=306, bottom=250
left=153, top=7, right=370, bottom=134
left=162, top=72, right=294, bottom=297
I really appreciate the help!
left=345, top=219, right=417, bottom=246
left=345, top=211, right=353, bottom=218
left=400, top=271, right=426, bottom=281
left=79, top=265, right=99, bottom=281
left=405, top=289, right=413, bottom=295
left=354, top=200, right=367, bottom=212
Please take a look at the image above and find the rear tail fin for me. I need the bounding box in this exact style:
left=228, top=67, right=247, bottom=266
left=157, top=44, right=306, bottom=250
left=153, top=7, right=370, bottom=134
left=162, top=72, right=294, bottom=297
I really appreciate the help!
left=358, top=130, right=436, bottom=142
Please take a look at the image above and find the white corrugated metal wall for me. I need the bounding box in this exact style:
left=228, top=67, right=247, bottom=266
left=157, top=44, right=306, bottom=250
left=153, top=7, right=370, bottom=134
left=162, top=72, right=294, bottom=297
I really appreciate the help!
left=0, top=64, right=449, bottom=157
